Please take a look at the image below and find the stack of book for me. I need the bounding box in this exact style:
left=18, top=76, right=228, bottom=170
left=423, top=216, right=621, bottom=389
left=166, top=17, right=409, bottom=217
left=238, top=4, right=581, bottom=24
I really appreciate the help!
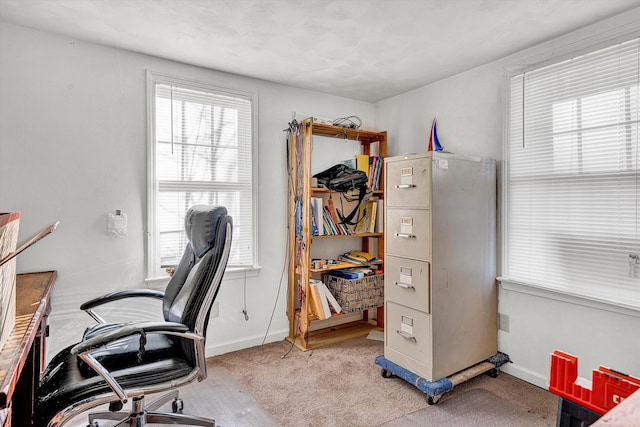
left=325, top=267, right=378, bottom=280
left=353, top=199, right=384, bottom=234
left=353, top=154, right=382, bottom=190
left=311, top=197, right=355, bottom=236
left=338, top=250, right=379, bottom=265
left=309, top=278, right=342, bottom=320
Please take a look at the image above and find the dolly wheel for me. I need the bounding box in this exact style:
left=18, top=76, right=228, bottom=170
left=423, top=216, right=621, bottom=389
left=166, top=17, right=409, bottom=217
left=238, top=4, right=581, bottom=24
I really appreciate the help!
left=86, top=422, right=99, bottom=427
left=381, top=369, right=393, bottom=378
left=427, top=394, right=441, bottom=405
left=487, top=368, right=498, bottom=378
left=172, top=398, right=184, bottom=414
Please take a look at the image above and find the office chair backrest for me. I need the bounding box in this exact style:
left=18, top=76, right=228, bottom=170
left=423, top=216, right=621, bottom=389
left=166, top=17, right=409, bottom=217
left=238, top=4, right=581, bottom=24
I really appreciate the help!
left=162, top=205, right=232, bottom=336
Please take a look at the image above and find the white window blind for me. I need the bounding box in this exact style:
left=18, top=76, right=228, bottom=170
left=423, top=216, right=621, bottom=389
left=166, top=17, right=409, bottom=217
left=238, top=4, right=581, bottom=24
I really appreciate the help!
left=148, top=74, right=256, bottom=277
left=506, top=38, right=640, bottom=308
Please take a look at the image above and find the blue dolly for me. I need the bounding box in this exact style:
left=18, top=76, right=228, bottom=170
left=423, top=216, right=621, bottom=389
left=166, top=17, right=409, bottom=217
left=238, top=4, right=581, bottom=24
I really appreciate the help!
left=375, top=352, right=511, bottom=405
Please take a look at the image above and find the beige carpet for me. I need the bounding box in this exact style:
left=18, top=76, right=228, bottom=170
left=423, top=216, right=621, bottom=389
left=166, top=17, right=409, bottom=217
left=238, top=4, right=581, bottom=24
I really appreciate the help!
left=62, top=336, right=557, bottom=426
left=210, top=336, right=558, bottom=427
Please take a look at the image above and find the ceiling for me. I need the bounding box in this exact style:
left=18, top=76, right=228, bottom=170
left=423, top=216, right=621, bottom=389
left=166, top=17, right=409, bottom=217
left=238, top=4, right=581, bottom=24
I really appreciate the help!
left=1, top=0, right=639, bottom=103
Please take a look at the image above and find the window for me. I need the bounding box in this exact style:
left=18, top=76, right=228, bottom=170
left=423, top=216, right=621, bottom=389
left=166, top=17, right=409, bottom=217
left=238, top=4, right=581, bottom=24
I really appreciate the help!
left=505, top=38, right=640, bottom=308
left=147, top=72, right=257, bottom=279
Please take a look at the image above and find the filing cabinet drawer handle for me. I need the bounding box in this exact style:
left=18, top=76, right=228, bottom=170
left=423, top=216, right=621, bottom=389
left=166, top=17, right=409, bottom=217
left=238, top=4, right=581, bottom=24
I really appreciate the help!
left=395, top=184, right=416, bottom=189
left=395, top=282, right=415, bottom=290
left=396, top=330, right=416, bottom=341
left=395, top=233, right=416, bottom=239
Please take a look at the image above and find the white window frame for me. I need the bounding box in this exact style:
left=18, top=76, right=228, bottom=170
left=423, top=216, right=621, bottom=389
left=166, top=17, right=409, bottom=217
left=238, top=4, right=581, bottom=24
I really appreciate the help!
left=501, top=32, right=640, bottom=313
left=146, top=71, right=260, bottom=282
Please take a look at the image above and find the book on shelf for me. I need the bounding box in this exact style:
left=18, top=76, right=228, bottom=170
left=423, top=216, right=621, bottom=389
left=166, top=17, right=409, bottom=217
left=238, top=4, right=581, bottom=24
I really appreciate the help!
left=368, top=156, right=382, bottom=190
left=326, top=267, right=377, bottom=280
left=375, top=199, right=384, bottom=233
left=318, top=281, right=342, bottom=314
left=310, top=197, right=324, bottom=236
left=353, top=154, right=382, bottom=190
left=309, top=279, right=330, bottom=319
left=310, top=279, right=342, bottom=317
left=355, top=154, right=370, bottom=179
left=367, top=200, right=377, bottom=233
left=354, top=199, right=377, bottom=234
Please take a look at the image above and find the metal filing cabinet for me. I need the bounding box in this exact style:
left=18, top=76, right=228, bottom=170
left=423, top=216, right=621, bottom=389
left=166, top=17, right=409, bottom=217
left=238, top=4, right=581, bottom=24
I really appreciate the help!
left=384, top=152, right=496, bottom=381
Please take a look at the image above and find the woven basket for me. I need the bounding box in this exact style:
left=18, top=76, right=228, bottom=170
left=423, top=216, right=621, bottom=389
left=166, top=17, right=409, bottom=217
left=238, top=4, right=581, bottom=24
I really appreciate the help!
left=323, top=273, right=383, bottom=313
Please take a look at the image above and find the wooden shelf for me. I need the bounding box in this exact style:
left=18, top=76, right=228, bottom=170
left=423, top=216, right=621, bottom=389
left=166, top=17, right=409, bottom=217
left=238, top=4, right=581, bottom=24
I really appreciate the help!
left=307, top=122, right=386, bottom=144
left=287, top=119, right=387, bottom=351
left=311, top=232, right=383, bottom=240
left=285, top=320, right=382, bottom=351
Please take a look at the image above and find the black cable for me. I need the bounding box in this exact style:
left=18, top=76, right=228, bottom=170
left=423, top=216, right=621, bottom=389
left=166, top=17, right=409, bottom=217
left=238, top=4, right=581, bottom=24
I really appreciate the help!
left=261, top=224, right=289, bottom=348
left=242, top=268, right=249, bottom=321
left=332, top=115, right=362, bottom=129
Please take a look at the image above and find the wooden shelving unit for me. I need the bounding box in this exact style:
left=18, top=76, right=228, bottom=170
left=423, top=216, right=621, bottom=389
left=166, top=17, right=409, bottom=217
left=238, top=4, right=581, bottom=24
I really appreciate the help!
left=286, top=119, right=387, bottom=351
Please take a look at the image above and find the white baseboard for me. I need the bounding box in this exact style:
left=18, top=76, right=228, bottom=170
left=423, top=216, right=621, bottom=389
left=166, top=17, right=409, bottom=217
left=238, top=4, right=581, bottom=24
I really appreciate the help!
left=205, top=328, right=289, bottom=357
left=500, top=362, right=548, bottom=389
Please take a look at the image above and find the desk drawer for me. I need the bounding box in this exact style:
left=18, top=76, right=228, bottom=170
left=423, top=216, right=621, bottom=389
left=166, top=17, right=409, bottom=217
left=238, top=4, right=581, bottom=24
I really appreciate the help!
left=385, top=156, right=431, bottom=208
left=385, top=256, right=430, bottom=313
left=385, top=208, right=431, bottom=261
left=385, top=301, right=432, bottom=365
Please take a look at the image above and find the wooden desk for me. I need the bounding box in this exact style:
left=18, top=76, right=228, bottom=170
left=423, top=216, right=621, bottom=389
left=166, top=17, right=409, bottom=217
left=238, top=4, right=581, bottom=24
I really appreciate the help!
left=0, top=271, right=56, bottom=427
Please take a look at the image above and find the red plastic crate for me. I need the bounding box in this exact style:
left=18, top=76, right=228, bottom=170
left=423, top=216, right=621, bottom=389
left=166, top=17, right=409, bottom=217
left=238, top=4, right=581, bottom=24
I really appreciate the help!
left=549, top=350, right=640, bottom=415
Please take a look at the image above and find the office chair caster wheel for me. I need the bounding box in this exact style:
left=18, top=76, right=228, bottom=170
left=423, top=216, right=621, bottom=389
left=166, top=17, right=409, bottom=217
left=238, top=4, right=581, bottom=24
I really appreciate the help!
left=172, top=398, right=184, bottom=414
left=381, top=369, right=393, bottom=378
left=426, top=395, right=440, bottom=405
left=487, top=368, right=498, bottom=378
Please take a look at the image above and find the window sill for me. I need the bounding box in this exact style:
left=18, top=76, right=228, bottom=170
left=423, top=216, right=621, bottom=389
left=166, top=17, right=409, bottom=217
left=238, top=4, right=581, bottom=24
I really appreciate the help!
left=146, top=265, right=262, bottom=290
left=497, top=277, right=640, bottom=318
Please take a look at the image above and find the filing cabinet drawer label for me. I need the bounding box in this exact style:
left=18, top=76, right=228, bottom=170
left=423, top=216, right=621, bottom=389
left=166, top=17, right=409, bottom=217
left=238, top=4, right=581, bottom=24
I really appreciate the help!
left=401, top=315, right=414, bottom=335
left=400, top=167, right=413, bottom=186
left=400, top=217, right=413, bottom=235
left=400, top=267, right=412, bottom=285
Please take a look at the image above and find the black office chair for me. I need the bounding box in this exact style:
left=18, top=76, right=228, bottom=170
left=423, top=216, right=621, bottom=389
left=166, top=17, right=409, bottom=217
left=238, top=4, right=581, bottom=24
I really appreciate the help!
left=35, top=205, right=232, bottom=427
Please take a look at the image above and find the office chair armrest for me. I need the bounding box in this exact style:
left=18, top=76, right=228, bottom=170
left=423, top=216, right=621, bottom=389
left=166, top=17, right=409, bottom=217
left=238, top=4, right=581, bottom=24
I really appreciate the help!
left=81, top=289, right=165, bottom=311
left=71, top=321, right=190, bottom=355
left=81, top=289, right=165, bottom=323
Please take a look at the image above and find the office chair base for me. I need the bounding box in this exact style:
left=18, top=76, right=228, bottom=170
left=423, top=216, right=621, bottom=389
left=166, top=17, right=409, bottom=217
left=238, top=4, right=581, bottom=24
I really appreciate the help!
left=87, top=391, right=214, bottom=427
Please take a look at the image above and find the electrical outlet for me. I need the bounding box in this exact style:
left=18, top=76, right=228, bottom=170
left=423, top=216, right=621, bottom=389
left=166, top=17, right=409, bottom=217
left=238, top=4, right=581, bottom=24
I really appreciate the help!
left=499, top=313, right=510, bottom=332
left=211, top=301, right=220, bottom=318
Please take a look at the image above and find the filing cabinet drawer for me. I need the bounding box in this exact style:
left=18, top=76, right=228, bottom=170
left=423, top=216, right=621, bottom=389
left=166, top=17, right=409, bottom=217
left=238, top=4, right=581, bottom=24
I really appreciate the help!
left=385, top=256, right=430, bottom=313
left=385, top=208, right=431, bottom=261
left=385, top=156, right=431, bottom=208
left=385, top=301, right=432, bottom=365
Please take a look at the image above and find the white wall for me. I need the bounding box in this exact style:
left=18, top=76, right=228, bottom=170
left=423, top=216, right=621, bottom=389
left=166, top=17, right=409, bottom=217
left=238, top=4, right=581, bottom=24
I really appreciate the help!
left=0, top=22, right=375, bottom=358
left=375, top=8, right=640, bottom=388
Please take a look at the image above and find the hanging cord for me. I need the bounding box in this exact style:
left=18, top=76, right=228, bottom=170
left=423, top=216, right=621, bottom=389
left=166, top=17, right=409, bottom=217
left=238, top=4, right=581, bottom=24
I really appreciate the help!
left=242, top=268, right=249, bottom=321
left=261, top=229, right=289, bottom=348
